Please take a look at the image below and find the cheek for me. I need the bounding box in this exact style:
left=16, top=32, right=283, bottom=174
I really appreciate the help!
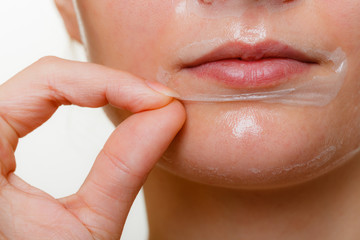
left=77, top=0, right=178, bottom=76
left=320, top=0, right=360, bottom=154
left=316, top=0, right=360, bottom=51
left=104, top=0, right=174, bottom=42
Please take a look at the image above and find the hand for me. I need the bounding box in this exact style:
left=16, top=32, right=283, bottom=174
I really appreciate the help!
left=0, top=57, right=186, bottom=240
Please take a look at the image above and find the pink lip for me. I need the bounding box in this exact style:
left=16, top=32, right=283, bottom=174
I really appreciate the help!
left=183, top=40, right=318, bottom=89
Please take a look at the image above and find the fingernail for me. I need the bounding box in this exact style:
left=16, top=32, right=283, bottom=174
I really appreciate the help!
left=145, top=80, right=180, bottom=98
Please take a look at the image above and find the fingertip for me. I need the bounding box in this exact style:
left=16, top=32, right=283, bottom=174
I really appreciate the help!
left=145, top=81, right=181, bottom=99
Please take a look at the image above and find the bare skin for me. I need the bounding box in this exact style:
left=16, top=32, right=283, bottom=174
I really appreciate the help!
left=144, top=156, right=360, bottom=240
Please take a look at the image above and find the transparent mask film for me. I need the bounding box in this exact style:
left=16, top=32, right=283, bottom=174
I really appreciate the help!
left=157, top=0, right=348, bottom=107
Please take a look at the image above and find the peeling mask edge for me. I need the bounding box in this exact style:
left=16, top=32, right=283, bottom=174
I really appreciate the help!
left=157, top=47, right=348, bottom=107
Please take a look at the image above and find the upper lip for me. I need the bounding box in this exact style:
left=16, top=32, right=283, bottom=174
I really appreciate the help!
left=182, top=40, right=319, bottom=68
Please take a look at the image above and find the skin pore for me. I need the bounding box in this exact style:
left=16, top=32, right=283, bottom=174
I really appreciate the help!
left=56, top=0, right=360, bottom=239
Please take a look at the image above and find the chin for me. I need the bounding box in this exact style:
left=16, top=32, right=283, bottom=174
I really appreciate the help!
left=157, top=100, right=349, bottom=190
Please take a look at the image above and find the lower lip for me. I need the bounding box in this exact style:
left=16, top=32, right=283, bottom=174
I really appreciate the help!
left=187, top=58, right=312, bottom=88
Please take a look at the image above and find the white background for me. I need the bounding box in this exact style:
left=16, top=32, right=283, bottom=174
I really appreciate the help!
left=0, top=1, right=148, bottom=239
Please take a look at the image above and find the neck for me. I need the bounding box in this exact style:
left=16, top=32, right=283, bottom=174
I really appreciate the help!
left=144, top=156, right=360, bottom=240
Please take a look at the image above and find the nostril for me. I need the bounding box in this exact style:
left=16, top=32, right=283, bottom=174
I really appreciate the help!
left=200, top=0, right=215, bottom=4
left=199, top=0, right=296, bottom=6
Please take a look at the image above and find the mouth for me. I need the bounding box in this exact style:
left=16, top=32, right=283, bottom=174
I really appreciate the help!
left=181, top=40, right=319, bottom=89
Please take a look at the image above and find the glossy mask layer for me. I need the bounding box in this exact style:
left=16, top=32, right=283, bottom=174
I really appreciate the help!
left=157, top=42, right=347, bottom=107
left=158, top=1, right=347, bottom=107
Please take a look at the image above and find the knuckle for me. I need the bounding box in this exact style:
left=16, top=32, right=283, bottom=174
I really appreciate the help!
left=33, top=56, right=61, bottom=78
left=32, top=57, right=71, bottom=105
left=0, top=137, right=16, bottom=177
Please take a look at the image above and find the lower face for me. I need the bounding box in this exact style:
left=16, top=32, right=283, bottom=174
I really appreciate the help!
left=76, top=0, right=360, bottom=189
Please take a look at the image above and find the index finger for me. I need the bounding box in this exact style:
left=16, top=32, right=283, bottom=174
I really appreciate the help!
left=0, top=56, right=175, bottom=143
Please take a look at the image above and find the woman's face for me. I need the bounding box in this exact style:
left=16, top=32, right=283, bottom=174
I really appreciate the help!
left=74, top=0, right=360, bottom=189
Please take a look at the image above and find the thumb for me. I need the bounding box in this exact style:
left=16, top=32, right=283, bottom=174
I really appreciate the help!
left=60, top=100, right=185, bottom=239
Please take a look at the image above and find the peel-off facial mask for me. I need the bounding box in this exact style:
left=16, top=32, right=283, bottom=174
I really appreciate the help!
left=157, top=1, right=348, bottom=107
left=158, top=46, right=347, bottom=106
left=157, top=40, right=347, bottom=107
